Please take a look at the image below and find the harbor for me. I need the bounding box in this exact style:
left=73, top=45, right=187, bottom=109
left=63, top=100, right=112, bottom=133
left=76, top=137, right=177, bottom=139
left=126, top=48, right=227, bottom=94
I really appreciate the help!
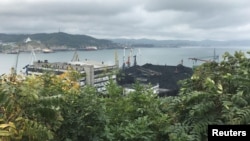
left=1, top=46, right=250, bottom=75
left=1, top=46, right=249, bottom=96
left=21, top=49, right=193, bottom=96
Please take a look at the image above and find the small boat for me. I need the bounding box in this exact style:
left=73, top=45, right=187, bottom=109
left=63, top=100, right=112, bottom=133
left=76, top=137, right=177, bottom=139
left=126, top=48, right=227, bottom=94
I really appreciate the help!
left=83, top=46, right=98, bottom=51
left=5, top=50, right=19, bottom=54
left=42, top=48, right=54, bottom=53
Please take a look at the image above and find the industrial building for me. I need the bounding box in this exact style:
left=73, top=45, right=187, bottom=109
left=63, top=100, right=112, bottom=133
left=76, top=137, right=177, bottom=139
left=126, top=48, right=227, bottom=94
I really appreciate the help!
left=25, top=52, right=118, bottom=93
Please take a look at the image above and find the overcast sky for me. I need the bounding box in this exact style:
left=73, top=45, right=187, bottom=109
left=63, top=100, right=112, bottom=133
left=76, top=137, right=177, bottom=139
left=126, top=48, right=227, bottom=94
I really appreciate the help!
left=1, top=0, right=250, bottom=41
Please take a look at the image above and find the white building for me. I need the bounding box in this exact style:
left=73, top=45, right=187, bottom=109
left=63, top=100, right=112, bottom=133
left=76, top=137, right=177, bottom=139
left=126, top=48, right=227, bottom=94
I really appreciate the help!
left=25, top=59, right=118, bottom=93
left=123, top=83, right=159, bottom=95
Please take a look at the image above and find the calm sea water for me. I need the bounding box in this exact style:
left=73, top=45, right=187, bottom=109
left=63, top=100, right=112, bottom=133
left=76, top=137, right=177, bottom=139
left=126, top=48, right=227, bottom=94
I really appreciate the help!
left=1, top=46, right=250, bottom=75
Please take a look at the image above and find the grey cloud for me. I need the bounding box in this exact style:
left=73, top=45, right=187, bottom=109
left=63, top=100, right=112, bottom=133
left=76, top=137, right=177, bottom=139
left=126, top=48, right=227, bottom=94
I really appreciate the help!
left=143, top=0, right=249, bottom=13
left=0, top=0, right=135, bottom=16
left=0, top=0, right=250, bottom=40
left=143, top=0, right=250, bottom=29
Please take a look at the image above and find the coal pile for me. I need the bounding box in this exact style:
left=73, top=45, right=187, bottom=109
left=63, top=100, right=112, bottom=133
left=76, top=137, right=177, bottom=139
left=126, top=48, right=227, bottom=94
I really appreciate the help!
left=117, top=63, right=193, bottom=96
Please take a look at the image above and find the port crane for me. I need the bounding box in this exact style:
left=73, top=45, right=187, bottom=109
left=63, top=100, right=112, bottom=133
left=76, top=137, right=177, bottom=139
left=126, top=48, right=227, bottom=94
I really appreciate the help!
left=189, top=54, right=219, bottom=63
left=188, top=48, right=219, bottom=67
left=126, top=48, right=133, bottom=68
left=188, top=57, right=212, bottom=63
left=122, top=47, right=139, bottom=69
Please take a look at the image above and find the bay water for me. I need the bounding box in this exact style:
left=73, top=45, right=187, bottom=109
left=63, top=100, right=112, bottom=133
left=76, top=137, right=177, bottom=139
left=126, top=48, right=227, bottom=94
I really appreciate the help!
left=1, top=46, right=250, bottom=75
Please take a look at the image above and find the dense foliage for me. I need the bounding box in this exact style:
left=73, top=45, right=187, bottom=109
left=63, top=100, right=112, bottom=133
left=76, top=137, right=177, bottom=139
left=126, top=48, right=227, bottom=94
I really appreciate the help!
left=165, top=51, right=250, bottom=140
left=1, top=50, right=250, bottom=141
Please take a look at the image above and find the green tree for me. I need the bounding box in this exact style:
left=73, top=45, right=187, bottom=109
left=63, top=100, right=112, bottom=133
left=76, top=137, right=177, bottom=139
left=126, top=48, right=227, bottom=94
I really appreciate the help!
left=56, top=86, right=106, bottom=141
left=164, top=51, right=250, bottom=141
left=102, top=81, right=170, bottom=141
left=0, top=72, right=76, bottom=141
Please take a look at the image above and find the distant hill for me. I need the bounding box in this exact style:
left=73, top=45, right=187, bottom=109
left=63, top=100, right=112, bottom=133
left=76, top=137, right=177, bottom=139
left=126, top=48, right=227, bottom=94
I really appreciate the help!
left=0, top=32, right=121, bottom=49
left=111, top=38, right=250, bottom=47
left=1, top=32, right=250, bottom=49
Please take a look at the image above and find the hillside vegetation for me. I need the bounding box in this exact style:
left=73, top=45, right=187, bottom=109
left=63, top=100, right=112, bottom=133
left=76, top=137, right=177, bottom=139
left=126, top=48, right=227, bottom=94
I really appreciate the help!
left=0, top=32, right=120, bottom=49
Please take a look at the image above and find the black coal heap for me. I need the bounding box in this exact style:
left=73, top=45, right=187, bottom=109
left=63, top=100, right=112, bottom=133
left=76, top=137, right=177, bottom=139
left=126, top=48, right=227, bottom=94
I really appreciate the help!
left=117, top=63, right=193, bottom=96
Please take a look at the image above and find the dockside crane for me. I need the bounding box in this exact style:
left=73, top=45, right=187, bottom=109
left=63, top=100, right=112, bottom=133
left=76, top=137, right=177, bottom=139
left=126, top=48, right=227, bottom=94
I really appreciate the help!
left=188, top=57, right=211, bottom=63
left=114, top=50, right=119, bottom=69
left=188, top=48, right=219, bottom=68
left=126, top=55, right=131, bottom=68
left=126, top=48, right=133, bottom=68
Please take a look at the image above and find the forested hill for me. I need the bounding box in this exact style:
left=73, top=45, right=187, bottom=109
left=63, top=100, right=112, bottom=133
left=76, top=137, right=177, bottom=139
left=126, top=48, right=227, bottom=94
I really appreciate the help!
left=0, top=32, right=120, bottom=49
